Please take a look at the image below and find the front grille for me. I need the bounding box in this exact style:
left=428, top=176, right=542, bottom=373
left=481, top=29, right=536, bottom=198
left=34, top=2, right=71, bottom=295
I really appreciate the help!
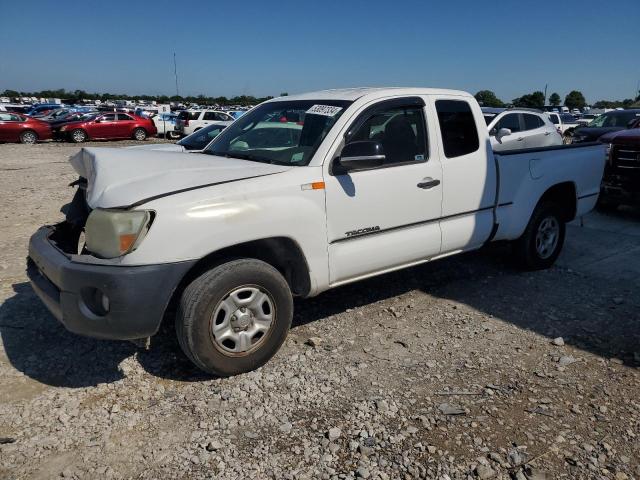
left=613, top=145, right=640, bottom=170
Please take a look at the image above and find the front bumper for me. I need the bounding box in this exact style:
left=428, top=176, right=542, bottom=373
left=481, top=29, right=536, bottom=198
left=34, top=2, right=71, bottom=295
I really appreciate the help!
left=27, top=225, right=195, bottom=340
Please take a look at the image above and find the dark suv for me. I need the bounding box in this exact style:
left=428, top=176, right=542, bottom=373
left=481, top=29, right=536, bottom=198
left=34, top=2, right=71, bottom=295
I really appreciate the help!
left=572, top=109, right=640, bottom=143
left=598, top=119, right=640, bottom=208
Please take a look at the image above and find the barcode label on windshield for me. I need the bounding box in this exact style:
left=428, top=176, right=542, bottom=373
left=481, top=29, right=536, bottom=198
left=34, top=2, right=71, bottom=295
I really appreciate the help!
left=306, top=105, right=343, bottom=117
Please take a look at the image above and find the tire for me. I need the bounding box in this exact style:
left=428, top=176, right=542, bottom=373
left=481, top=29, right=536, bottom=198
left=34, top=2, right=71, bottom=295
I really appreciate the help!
left=19, top=130, right=38, bottom=144
left=513, top=202, right=566, bottom=270
left=176, top=259, right=293, bottom=376
left=133, top=128, right=147, bottom=141
left=563, top=133, right=573, bottom=144
left=167, top=130, right=180, bottom=140
left=70, top=129, right=87, bottom=143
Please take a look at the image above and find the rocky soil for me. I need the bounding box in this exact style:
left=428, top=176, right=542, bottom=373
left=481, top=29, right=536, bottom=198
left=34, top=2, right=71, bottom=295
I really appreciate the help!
left=0, top=141, right=638, bottom=480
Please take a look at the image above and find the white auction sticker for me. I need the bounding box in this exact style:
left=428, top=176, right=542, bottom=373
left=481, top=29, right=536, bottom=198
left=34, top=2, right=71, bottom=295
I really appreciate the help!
left=306, top=104, right=343, bottom=117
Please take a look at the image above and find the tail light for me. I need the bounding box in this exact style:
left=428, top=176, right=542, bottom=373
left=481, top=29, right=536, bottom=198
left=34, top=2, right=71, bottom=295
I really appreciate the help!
left=184, top=119, right=189, bottom=126
left=556, top=127, right=562, bottom=135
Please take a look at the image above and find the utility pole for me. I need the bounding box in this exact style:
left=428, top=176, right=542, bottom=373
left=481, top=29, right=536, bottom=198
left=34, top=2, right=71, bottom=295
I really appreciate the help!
left=173, top=52, right=179, bottom=98
left=544, top=84, right=548, bottom=105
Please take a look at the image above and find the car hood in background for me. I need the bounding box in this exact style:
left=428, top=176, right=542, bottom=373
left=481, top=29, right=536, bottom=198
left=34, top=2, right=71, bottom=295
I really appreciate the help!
left=573, top=126, right=623, bottom=141
left=599, top=128, right=640, bottom=145
left=69, top=147, right=291, bottom=209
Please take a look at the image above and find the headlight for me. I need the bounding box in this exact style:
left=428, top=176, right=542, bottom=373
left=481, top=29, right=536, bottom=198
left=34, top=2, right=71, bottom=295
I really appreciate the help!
left=60, top=126, right=67, bottom=131
left=84, top=209, right=152, bottom=258
left=605, top=143, right=612, bottom=165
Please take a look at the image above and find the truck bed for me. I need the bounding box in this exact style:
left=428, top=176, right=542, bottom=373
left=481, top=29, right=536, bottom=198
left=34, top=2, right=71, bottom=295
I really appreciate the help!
left=493, top=142, right=606, bottom=241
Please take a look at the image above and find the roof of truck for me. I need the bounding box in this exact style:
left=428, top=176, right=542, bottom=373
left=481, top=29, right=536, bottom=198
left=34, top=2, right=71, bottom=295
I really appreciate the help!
left=271, top=87, right=472, bottom=102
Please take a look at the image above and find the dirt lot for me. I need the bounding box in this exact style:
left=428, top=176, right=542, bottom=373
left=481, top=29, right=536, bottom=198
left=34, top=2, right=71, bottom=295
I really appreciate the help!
left=0, top=141, right=639, bottom=480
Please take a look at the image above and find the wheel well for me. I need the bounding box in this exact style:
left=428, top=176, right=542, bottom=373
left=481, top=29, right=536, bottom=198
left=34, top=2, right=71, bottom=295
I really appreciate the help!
left=166, top=237, right=311, bottom=317
left=538, top=182, right=577, bottom=222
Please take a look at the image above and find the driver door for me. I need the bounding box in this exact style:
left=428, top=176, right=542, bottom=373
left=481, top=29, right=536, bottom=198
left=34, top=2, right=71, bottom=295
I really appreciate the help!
left=324, top=97, right=443, bottom=285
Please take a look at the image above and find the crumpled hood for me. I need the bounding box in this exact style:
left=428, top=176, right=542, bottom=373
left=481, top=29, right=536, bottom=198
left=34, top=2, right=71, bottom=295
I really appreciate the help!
left=69, top=147, right=291, bottom=209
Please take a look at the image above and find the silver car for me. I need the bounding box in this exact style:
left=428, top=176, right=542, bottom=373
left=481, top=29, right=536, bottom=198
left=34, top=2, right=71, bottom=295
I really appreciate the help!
left=483, top=108, right=563, bottom=151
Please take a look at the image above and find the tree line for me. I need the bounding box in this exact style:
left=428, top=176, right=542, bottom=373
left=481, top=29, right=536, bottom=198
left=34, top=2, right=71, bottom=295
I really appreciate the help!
left=474, top=89, right=640, bottom=110
left=0, top=88, right=276, bottom=106
left=3, top=87, right=639, bottom=110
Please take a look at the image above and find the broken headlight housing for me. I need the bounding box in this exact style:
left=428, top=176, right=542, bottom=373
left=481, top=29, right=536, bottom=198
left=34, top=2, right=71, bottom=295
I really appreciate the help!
left=84, top=209, right=153, bottom=258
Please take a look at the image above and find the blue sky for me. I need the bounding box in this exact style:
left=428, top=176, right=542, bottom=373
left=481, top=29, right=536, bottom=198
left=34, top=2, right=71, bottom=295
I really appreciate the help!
left=1, top=0, right=638, bottom=103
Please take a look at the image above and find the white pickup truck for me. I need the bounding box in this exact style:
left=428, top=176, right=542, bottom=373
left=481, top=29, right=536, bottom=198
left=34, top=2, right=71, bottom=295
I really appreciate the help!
left=27, top=88, right=605, bottom=376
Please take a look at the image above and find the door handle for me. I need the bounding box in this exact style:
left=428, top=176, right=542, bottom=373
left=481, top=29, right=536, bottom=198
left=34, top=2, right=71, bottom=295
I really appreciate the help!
left=517, top=137, right=524, bottom=141
left=544, top=131, right=551, bottom=136
left=417, top=178, right=441, bottom=189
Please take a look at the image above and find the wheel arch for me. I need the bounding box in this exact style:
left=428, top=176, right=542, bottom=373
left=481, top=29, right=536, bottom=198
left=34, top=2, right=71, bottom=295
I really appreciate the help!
left=536, top=181, right=577, bottom=222
left=165, top=236, right=312, bottom=320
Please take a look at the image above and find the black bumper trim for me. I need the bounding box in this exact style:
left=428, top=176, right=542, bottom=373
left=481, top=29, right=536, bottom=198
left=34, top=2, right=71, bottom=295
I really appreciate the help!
left=27, top=226, right=196, bottom=340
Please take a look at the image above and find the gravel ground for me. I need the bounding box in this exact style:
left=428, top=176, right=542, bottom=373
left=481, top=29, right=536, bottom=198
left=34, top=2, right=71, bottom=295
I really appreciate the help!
left=0, top=141, right=638, bottom=480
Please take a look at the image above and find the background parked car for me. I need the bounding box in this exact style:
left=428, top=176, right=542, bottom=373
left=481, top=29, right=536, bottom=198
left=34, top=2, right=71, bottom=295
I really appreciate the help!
left=58, top=112, right=157, bottom=142
left=26, top=104, right=63, bottom=116
left=483, top=108, right=562, bottom=151
left=152, top=112, right=180, bottom=139
left=174, top=109, right=235, bottom=136
left=0, top=112, right=52, bottom=144
left=571, top=109, right=640, bottom=143
left=547, top=112, right=581, bottom=143
left=50, top=112, right=100, bottom=139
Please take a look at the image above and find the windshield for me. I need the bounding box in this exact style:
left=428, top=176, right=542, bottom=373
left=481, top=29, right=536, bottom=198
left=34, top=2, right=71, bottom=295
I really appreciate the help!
left=588, top=112, right=638, bottom=128
left=178, top=124, right=227, bottom=150
left=204, top=100, right=351, bottom=165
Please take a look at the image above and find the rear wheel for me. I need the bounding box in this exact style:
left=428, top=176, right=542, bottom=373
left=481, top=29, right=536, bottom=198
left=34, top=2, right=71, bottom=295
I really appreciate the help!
left=19, top=130, right=38, bottom=144
left=167, top=130, right=180, bottom=140
left=176, top=259, right=293, bottom=376
left=133, top=128, right=147, bottom=141
left=70, top=129, right=87, bottom=143
left=513, top=202, right=566, bottom=270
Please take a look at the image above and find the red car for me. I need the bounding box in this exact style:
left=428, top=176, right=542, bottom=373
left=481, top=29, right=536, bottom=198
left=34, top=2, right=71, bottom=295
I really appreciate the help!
left=58, top=112, right=157, bottom=143
left=0, top=112, right=52, bottom=144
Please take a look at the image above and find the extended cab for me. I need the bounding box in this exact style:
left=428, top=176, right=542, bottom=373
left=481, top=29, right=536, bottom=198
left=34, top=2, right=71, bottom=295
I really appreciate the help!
left=27, top=88, right=606, bottom=376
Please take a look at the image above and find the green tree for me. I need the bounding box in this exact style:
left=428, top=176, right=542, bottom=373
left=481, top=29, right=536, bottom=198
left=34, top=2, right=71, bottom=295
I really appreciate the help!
left=564, top=90, right=586, bottom=110
left=549, top=92, right=561, bottom=106
left=474, top=90, right=505, bottom=107
left=512, top=91, right=545, bottom=108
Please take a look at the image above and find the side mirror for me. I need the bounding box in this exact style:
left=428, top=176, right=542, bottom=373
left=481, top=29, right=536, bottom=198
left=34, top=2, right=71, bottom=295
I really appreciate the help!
left=94, top=118, right=102, bottom=123
left=496, top=128, right=512, bottom=143
left=334, top=140, right=385, bottom=173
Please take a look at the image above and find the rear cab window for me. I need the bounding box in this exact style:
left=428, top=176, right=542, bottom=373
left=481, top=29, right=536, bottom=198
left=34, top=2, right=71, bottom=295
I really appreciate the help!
left=435, top=99, right=479, bottom=158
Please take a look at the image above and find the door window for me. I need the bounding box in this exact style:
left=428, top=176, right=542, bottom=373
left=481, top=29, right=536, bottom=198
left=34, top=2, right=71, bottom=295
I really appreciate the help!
left=347, top=105, right=427, bottom=166
left=523, top=114, right=544, bottom=130
left=495, top=113, right=521, bottom=132
left=435, top=100, right=480, bottom=158
left=101, top=113, right=116, bottom=121
left=117, top=113, right=133, bottom=121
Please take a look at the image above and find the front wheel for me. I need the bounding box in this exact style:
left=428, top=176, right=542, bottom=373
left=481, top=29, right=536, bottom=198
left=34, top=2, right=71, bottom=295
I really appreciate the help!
left=19, top=130, right=38, bottom=144
left=176, top=259, right=293, bottom=376
left=70, top=129, right=87, bottom=143
left=513, top=202, right=566, bottom=270
left=133, top=128, right=147, bottom=141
